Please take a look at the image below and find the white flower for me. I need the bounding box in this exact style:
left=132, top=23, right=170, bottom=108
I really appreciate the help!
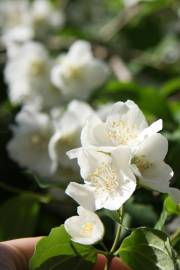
left=130, top=131, right=180, bottom=206
left=97, top=103, right=113, bottom=121
left=51, top=40, right=109, bottom=101
left=7, top=106, right=55, bottom=177
left=5, top=41, right=61, bottom=108
left=0, top=0, right=33, bottom=46
left=0, top=0, right=64, bottom=45
left=2, top=25, right=33, bottom=48
left=81, top=100, right=162, bottom=149
left=66, top=182, right=96, bottom=211
left=67, top=147, right=136, bottom=210
left=131, top=133, right=174, bottom=194
left=0, top=0, right=31, bottom=33
left=30, top=0, right=64, bottom=38
left=49, top=100, right=96, bottom=172
left=64, top=206, right=104, bottom=245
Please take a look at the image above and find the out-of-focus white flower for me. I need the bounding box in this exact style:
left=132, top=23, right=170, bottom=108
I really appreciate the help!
left=81, top=100, right=162, bottom=149
left=67, top=147, right=136, bottom=210
left=0, top=0, right=32, bottom=45
left=30, top=0, right=64, bottom=37
left=123, top=0, right=154, bottom=7
left=51, top=40, right=109, bottom=101
left=5, top=41, right=61, bottom=109
left=0, top=0, right=31, bottom=32
left=123, top=0, right=139, bottom=6
left=0, top=0, right=64, bottom=44
left=2, top=25, right=33, bottom=48
left=64, top=206, right=104, bottom=245
left=131, top=133, right=174, bottom=193
left=7, top=106, right=55, bottom=177
left=49, top=100, right=96, bottom=171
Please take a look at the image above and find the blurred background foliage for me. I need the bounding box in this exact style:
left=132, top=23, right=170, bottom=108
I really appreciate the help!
left=0, top=0, right=179, bottom=250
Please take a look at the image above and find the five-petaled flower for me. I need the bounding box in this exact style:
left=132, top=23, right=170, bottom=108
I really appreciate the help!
left=66, top=147, right=136, bottom=210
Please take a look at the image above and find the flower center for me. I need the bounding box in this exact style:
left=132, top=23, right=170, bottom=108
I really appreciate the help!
left=132, top=156, right=152, bottom=172
left=107, top=120, right=138, bottom=145
left=90, top=162, right=119, bottom=193
left=31, top=134, right=48, bottom=150
left=30, top=60, right=46, bottom=76
left=31, top=134, right=41, bottom=144
left=66, top=64, right=82, bottom=79
left=80, top=222, right=94, bottom=237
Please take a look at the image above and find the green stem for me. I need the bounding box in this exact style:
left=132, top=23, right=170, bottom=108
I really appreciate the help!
left=110, top=208, right=123, bottom=254
left=104, top=256, right=112, bottom=270
left=154, top=207, right=168, bottom=230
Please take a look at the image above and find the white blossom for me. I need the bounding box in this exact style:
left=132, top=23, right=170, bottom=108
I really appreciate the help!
left=51, top=40, right=109, bottom=101
left=64, top=206, right=104, bottom=245
left=123, top=0, right=154, bottom=7
left=131, top=133, right=174, bottom=193
left=30, top=0, right=64, bottom=38
left=7, top=106, right=55, bottom=177
left=0, top=0, right=31, bottom=34
left=5, top=41, right=61, bottom=109
left=67, top=147, right=136, bottom=210
left=131, top=131, right=180, bottom=204
left=0, top=0, right=64, bottom=45
left=49, top=100, right=96, bottom=172
left=81, top=100, right=162, bottom=149
left=66, top=182, right=96, bottom=211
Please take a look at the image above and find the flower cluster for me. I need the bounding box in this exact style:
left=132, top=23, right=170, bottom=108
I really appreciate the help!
left=7, top=100, right=96, bottom=180
left=5, top=36, right=109, bottom=180
left=64, top=100, right=180, bottom=244
left=5, top=40, right=109, bottom=109
left=0, top=0, right=64, bottom=46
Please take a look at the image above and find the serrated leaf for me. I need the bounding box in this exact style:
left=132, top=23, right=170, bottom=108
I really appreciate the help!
left=119, top=228, right=177, bottom=270
left=30, top=225, right=97, bottom=270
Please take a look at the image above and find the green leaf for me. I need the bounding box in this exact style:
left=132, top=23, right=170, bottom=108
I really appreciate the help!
left=0, top=194, right=39, bottom=240
left=119, top=228, right=177, bottom=270
left=161, top=78, right=180, bottom=98
left=155, top=196, right=180, bottom=230
left=124, top=199, right=158, bottom=227
left=98, top=209, right=121, bottom=224
left=138, top=87, right=172, bottom=120
left=30, top=225, right=97, bottom=270
left=164, top=196, right=180, bottom=215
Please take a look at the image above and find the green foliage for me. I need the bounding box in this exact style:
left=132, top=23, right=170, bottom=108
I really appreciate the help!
left=119, top=228, right=178, bottom=270
left=164, top=196, right=180, bottom=215
left=30, top=225, right=97, bottom=270
left=0, top=2, right=180, bottom=269
left=0, top=194, right=40, bottom=240
left=155, top=196, right=180, bottom=230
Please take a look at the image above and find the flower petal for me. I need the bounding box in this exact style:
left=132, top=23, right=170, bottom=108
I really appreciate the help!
left=81, top=115, right=111, bottom=147
left=139, top=161, right=173, bottom=193
left=139, top=119, right=163, bottom=141
left=65, top=182, right=95, bottom=211
left=135, top=133, right=168, bottom=162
